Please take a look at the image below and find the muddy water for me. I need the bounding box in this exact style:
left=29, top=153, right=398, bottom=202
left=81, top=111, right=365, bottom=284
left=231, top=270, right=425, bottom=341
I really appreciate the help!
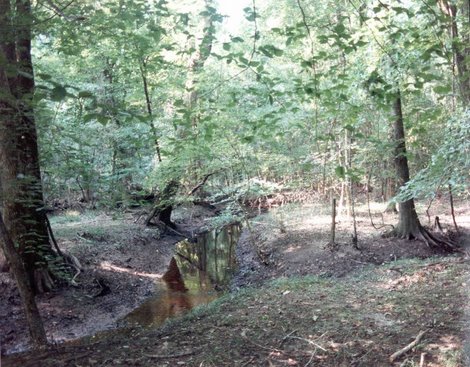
left=123, top=224, right=241, bottom=327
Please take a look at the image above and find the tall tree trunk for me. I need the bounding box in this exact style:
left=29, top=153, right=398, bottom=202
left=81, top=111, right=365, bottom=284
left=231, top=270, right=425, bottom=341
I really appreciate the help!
left=393, top=93, right=423, bottom=238
left=0, top=0, right=60, bottom=293
left=139, top=57, right=162, bottom=163
left=185, top=0, right=215, bottom=128
left=439, top=0, right=470, bottom=104
left=0, top=214, right=48, bottom=347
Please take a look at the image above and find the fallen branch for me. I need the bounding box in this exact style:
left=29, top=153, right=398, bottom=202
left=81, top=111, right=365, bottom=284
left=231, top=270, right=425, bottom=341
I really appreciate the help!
left=389, top=330, right=428, bottom=362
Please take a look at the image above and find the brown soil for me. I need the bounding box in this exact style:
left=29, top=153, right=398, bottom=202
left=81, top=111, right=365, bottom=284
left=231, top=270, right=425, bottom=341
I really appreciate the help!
left=234, top=201, right=465, bottom=288
left=1, top=199, right=469, bottom=366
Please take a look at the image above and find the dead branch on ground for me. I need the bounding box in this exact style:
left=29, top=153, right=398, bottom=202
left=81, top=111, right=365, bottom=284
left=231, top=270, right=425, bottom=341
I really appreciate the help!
left=389, top=329, right=428, bottom=362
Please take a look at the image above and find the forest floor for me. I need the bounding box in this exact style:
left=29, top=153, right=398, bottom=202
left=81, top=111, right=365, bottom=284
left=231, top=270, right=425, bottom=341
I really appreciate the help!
left=1, top=199, right=470, bottom=366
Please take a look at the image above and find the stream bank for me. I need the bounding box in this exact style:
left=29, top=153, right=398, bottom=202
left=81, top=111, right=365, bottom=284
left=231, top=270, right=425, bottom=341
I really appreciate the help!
left=0, top=203, right=222, bottom=355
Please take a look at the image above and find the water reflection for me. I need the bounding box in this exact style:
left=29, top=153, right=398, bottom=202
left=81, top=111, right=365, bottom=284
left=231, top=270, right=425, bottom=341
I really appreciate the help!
left=123, top=224, right=240, bottom=327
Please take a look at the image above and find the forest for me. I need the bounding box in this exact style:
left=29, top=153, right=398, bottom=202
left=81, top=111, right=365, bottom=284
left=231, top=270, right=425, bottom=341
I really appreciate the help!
left=0, top=0, right=469, bottom=365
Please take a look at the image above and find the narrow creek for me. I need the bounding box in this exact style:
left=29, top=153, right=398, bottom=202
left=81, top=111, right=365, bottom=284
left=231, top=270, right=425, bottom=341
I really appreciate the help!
left=122, top=223, right=241, bottom=328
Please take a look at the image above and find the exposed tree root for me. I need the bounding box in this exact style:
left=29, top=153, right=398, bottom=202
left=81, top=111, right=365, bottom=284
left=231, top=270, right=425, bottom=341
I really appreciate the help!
left=46, top=215, right=82, bottom=286
left=396, top=225, right=460, bottom=253
left=33, top=268, right=55, bottom=294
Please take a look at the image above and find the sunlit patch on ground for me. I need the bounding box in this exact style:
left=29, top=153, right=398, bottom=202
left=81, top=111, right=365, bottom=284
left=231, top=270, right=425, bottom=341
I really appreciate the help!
left=99, top=261, right=163, bottom=279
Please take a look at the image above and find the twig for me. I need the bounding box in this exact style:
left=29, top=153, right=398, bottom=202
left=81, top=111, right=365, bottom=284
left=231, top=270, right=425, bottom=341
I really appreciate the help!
left=389, top=330, right=428, bottom=362
left=425, top=196, right=435, bottom=225
left=241, top=356, right=256, bottom=367
left=448, top=184, right=459, bottom=234
left=280, top=329, right=298, bottom=347
left=419, top=352, right=426, bottom=367
left=304, top=351, right=316, bottom=367
left=144, top=351, right=195, bottom=359
left=366, top=175, right=383, bottom=230
left=45, top=215, right=64, bottom=257
left=285, top=336, right=327, bottom=352
left=186, top=171, right=217, bottom=196
left=243, top=335, right=286, bottom=354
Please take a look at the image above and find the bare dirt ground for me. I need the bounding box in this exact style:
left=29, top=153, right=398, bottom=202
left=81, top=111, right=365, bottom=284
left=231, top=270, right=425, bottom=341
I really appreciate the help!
left=234, top=200, right=469, bottom=287
left=1, top=198, right=469, bottom=366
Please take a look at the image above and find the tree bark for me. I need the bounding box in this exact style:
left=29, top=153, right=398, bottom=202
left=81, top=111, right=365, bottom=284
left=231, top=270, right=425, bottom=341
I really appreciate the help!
left=0, top=0, right=59, bottom=293
left=139, top=57, right=162, bottom=162
left=145, top=180, right=179, bottom=228
left=330, top=197, right=336, bottom=244
left=0, top=213, right=48, bottom=347
left=393, top=93, right=423, bottom=239
left=184, top=0, right=215, bottom=127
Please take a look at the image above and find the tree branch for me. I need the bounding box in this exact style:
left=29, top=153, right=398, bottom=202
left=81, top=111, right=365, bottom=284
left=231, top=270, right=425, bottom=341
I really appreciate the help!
left=186, top=171, right=217, bottom=196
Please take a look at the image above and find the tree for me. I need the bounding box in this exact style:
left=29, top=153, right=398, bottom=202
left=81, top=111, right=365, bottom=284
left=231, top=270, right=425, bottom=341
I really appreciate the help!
left=391, top=92, right=459, bottom=249
left=438, top=0, right=470, bottom=104
left=145, top=0, right=220, bottom=227
left=0, top=0, right=61, bottom=293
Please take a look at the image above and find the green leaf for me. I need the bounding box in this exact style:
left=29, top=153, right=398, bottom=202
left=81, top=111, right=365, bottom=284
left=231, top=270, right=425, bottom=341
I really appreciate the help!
left=258, top=46, right=273, bottom=58
left=223, top=42, right=231, bottom=51
left=50, top=86, right=67, bottom=102
left=173, top=99, right=185, bottom=107
left=333, top=24, right=346, bottom=35
left=335, top=166, right=346, bottom=179
left=78, top=91, right=94, bottom=99
left=272, top=47, right=283, bottom=56
left=97, top=115, right=110, bottom=125
left=433, top=85, right=452, bottom=94
left=37, top=73, right=52, bottom=81
left=258, top=45, right=283, bottom=58
left=231, top=36, right=244, bottom=43
left=243, top=7, right=256, bottom=22
left=83, top=113, right=97, bottom=123
left=317, top=35, right=329, bottom=44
